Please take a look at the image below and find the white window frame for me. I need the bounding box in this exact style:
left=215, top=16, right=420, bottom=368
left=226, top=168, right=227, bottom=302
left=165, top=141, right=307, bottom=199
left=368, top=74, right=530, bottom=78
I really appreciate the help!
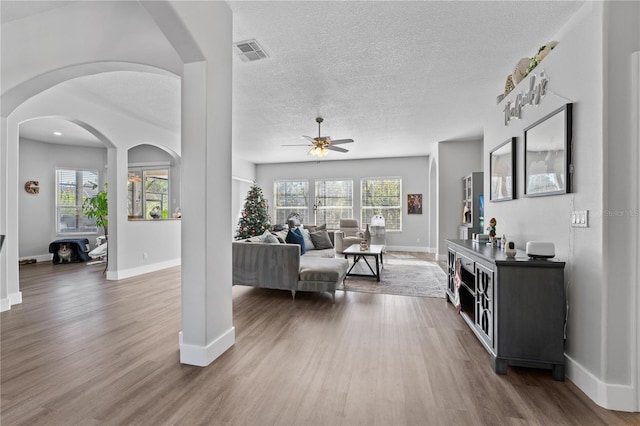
left=273, top=180, right=309, bottom=225
left=314, top=178, right=353, bottom=230
left=360, top=177, right=402, bottom=231
left=128, top=162, right=171, bottom=220
left=55, top=168, right=100, bottom=235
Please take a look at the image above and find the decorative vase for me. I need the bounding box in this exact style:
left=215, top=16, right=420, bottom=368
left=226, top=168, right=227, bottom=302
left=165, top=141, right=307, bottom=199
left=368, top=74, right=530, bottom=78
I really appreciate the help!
left=364, top=224, right=371, bottom=245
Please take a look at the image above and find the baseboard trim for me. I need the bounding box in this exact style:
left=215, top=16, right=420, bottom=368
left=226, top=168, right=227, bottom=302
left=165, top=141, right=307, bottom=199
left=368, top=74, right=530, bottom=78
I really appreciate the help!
left=9, top=291, right=22, bottom=306
left=436, top=254, right=448, bottom=262
left=179, top=327, right=236, bottom=367
left=566, top=354, right=637, bottom=412
left=0, top=298, right=10, bottom=312
left=106, top=258, right=181, bottom=281
left=19, top=254, right=52, bottom=263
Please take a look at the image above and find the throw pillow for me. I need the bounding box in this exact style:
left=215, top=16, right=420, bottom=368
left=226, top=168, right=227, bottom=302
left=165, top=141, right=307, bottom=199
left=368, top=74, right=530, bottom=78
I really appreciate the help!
left=261, top=230, right=279, bottom=244
left=303, top=224, right=317, bottom=233
left=317, top=223, right=327, bottom=231
left=298, top=226, right=316, bottom=250
left=309, top=230, right=333, bottom=250
left=285, top=227, right=306, bottom=255
left=272, top=230, right=288, bottom=243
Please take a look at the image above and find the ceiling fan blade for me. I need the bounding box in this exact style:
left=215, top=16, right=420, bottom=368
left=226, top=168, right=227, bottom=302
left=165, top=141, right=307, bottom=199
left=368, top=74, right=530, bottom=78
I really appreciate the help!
left=281, top=144, right=312, bottom=147
left=329, top=138, right=354, bottom=145
left=327, top=145, right=349, bottom=153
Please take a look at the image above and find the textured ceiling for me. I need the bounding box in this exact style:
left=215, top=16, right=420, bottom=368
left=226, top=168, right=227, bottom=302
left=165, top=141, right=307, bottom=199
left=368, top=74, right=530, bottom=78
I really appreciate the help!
left=229, top=0, right=584, bottom=163
left=8, top=0, right=585, bottom=163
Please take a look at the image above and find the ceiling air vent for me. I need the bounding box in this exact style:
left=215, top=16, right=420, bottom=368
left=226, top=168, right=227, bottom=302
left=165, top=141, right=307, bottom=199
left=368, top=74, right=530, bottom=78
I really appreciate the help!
left=233, top=39, right=269, bottom=62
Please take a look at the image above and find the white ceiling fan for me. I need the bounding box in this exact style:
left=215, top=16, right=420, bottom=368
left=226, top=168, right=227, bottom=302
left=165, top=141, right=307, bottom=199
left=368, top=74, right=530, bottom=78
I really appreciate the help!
left=282, top=117, right=354, bottom=157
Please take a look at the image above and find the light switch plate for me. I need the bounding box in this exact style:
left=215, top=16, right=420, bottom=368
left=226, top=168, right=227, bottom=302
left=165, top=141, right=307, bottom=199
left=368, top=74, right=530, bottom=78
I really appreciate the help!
left=571, top=210, right=589, bottom=227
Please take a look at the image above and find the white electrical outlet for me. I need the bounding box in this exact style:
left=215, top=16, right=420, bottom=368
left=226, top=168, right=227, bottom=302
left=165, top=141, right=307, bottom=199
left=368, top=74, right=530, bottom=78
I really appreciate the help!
left=143, top=252, right=148, bottom=260
left=571, top=210, right=588, bottom=227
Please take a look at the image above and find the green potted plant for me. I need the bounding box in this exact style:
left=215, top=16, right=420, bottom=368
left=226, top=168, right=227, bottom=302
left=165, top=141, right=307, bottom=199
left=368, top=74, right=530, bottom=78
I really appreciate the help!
left=83, top=183, right=108, bottom=235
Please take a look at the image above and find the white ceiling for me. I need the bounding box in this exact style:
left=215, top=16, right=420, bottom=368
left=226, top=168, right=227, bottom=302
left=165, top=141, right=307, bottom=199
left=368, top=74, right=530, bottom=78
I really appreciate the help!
left=8, top=0, right=585, bottom=163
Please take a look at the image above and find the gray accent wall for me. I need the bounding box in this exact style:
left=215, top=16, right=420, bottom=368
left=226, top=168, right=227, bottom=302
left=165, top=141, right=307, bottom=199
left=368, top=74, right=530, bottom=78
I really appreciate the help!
left=18, top=138, right=107, bottom=258
left=256, top=156, right=430, bottom=251
left=436, top=139, right=483, bottom=258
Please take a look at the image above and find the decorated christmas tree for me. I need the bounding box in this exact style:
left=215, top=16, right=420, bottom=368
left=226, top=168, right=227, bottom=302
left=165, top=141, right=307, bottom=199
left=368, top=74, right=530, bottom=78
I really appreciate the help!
left=235, top=183, right=271, bottom=239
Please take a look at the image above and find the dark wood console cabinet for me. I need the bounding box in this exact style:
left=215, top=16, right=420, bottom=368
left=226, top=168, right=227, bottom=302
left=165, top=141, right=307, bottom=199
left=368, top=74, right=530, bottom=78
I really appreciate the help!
left=446, top=239, right=566, bottom=380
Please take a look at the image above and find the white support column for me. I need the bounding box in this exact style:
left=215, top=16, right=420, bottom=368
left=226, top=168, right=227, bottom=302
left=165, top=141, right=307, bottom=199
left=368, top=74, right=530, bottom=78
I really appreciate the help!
left=172, top=1, right=234, bottom=366
left=105, top=146, right=125, bottom=280
left=1, top=116, right=9, bottom=311
left=1, top=117, right=21, bottom=311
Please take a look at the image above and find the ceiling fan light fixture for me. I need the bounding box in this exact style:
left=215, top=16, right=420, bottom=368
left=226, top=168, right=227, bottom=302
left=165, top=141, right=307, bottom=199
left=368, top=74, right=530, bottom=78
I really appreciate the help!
left=310, top=146, right=329, bottom=157
left=285, top=117, right=354, bottom=158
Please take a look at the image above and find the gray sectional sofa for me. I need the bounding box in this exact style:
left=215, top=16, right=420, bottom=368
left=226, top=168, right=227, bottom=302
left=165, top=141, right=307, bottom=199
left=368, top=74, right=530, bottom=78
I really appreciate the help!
left=232, top=239, right=348, bottom=303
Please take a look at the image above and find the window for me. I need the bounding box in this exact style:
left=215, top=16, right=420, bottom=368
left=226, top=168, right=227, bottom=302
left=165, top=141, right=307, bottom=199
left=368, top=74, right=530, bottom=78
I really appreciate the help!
left=314, top=179, right=353, bottom=229
left=274, top=180, right=309, bottom=225
left=361, top=177, right=402, bottom=231
left=128, top=167, right=170, bottom=219
left=56, top=168, right=100, bottom=233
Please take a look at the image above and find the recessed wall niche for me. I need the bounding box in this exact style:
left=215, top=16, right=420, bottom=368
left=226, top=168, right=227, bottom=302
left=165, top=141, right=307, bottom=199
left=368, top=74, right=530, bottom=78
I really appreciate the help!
left=127, top=144, right=181, bottom=220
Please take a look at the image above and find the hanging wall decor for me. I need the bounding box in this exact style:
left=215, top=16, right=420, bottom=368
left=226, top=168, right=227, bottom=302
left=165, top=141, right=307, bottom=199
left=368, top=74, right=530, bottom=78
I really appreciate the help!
left=407, top=194, right=423, bottom=214
left=490, top=137, right=516, bottom=202
left=24, top=180, right=39, bottom=194
left=524, top=103, right=573, bottom=197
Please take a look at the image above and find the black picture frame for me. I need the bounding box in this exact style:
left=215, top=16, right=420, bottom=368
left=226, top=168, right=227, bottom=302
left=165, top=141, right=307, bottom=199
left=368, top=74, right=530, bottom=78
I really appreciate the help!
left=407, top=193, right=422, bottom=214
left=490, top=137, right=516, bottom=202
left=524, top=103, right=572, bottom=197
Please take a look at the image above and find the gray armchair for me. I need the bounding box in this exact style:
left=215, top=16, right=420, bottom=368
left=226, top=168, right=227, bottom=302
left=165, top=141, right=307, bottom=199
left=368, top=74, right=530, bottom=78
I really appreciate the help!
left=334, top=219, right=364, bottom=254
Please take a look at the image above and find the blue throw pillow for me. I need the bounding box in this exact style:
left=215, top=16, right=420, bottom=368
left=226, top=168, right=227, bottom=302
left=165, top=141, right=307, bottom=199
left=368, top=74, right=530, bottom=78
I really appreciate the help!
left=285, top=227, right=306, bottom=255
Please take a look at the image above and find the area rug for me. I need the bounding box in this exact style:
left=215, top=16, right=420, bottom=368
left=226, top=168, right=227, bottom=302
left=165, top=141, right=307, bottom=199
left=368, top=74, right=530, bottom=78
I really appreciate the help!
left=337, top=253, right=447, bottom=299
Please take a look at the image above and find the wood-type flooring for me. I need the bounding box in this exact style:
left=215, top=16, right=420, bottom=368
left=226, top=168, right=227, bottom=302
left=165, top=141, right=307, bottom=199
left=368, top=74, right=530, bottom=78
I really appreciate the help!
left=1, top=261, right=638, bottom=425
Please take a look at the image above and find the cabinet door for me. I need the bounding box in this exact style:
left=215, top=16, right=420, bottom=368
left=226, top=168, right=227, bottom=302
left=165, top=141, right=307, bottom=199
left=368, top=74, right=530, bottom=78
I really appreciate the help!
left=447, top=248, right=456, bottom=296
left=475, top=262, right=494, bottom=347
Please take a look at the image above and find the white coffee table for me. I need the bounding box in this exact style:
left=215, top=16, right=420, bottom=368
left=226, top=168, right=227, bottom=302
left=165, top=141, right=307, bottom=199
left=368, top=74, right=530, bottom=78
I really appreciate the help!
left=343, top=244, right=385, bottom=282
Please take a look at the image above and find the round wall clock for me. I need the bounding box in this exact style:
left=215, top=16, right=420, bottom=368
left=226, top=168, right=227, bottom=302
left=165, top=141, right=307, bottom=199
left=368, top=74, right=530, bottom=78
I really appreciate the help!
left=24, top=180, right=40, bottom=194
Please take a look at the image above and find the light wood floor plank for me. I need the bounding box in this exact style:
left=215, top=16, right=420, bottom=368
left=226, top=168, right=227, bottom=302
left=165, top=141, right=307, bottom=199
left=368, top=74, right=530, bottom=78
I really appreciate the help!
left=1, top=261, right=638, bottom=425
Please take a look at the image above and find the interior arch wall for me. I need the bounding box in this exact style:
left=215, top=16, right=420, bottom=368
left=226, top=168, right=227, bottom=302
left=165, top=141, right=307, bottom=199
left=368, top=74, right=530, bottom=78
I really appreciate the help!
left=17, top=74, right=181, bottom=269
left=2, top=0, right=235, bottom=369
left=428, top=155, right=438, bottom=253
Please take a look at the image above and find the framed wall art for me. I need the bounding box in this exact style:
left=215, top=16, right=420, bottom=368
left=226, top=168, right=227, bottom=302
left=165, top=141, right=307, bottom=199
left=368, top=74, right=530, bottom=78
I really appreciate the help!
left=490, top=137, right=516, bottom=202
left=524, top=103, right=572, bottom=197
left=407, top=193, right=422, bottom=214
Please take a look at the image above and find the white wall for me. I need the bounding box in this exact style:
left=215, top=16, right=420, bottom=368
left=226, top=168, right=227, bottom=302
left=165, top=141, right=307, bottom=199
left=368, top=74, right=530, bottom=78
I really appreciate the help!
left=256, top=156, right=431, bottom=251
left=18, top=138, right=107, bottom=259
left=436, top=139, right=483, bottom=258
left=0, top=1, right=183, bottom=116
left=482, top=1, right=639, bottom=411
